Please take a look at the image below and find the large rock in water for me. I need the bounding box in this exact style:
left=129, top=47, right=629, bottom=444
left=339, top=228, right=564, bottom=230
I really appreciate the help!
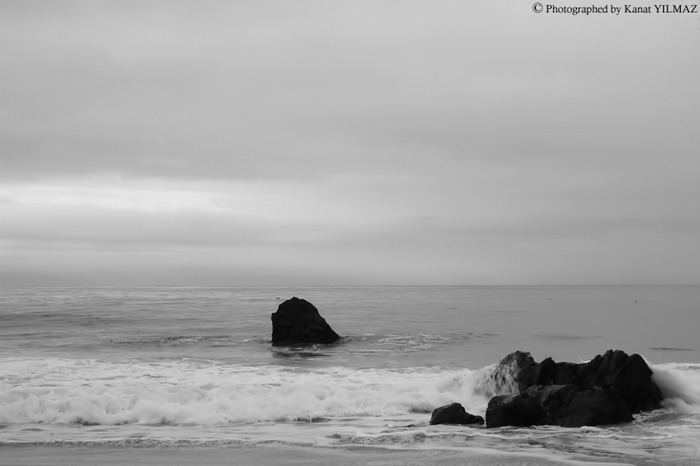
left=430, top=402, right=484, bottom=426
left=484, top=349, right=662, bottom=428
left=271, top=297, right=340, bottom=344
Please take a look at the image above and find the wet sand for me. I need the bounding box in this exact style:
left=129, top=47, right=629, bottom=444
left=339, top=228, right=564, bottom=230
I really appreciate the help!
left=0, top=444, right=603, bottom=466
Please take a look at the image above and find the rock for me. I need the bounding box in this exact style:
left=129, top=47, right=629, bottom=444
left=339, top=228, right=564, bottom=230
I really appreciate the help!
left=485, top=349, right=662, bottom=428
left=527, top=384, right=632, bottom=427
left=524, top=384, right=577, bottom=413
left=485, top=392, right=550, bottom=428
left=430, top=402, right=484, bottom=426
left=487, top=384, right=634, bottom=428
left=271, top=297, right=340, bottom=344
left=582, top=351, right=661, bottom=413
left=516, top=349, right=662, bottom=414
left=484, top=350, right=536, bottom=396
left=552, top=387, right=633, bottom=427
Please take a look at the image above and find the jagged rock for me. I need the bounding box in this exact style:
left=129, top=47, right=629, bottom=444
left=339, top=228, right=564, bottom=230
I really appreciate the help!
left=486, top=384, right=634, bottom=428
left=500, top=350, right=537, bottom=370
left=485, top=392, right=550, bottom=428
left=516, top=349, right=662, bottom=414
left=430, top=402, right=484, bottom=426
left=484, top=349, right=662, bottom=428
left=271, top=297, right=340, bottom=344
left=487, top=350, right=536, bottom=396
left=548, top=386, right=633, bottom=427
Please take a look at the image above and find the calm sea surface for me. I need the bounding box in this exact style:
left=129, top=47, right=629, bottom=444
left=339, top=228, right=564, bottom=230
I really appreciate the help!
left=1, top=286, right=699, bottom=464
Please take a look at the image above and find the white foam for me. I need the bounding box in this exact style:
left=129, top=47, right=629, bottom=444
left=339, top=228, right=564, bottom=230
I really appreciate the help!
left=0, top=358, right=489, bottom=426
left=3, top=358, right=697, bottom=427
left=651, top=362, right=700, bottom=414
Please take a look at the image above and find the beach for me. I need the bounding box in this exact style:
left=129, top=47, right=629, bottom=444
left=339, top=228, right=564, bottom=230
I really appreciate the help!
left=0, top=444, right=631, bottom=466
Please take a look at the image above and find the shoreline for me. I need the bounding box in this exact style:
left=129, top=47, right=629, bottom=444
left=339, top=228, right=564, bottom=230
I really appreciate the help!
left=0, top=444, right=610, bottom=466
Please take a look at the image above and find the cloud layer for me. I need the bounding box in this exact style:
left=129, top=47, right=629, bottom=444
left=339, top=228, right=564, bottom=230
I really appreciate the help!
left=1, top=1, right=699, bottom=286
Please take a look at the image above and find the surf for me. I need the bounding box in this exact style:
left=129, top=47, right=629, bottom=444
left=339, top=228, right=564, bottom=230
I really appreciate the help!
left=2, top=356, right=697, bottom=427
left=651, top=362, right=700, bottom=413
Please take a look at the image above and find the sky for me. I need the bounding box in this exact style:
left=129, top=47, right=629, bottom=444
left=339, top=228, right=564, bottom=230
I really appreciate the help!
left=1, top=1, right=699, bottom=287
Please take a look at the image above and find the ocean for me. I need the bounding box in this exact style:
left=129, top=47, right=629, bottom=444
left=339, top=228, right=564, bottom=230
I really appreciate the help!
left=0, top=286, right=699, bottom=465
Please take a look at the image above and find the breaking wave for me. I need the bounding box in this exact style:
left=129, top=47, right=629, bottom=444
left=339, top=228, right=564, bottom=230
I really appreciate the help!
left=651, top=362, right=700, bottom=413
left=0, top=358, right=491, bottom=426
left=1, top=358, right=697, bottom=427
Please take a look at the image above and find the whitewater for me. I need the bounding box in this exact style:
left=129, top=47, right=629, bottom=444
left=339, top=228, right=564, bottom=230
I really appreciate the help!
left=1, top=286, right=699, bottom=465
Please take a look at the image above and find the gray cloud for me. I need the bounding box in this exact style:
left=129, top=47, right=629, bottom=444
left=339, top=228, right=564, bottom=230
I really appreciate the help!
left=1, top=1, right=699, bottom=286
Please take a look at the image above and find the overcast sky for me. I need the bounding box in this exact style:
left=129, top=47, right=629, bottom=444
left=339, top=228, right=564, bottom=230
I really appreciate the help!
left=1, top=1, right=699, bottom=287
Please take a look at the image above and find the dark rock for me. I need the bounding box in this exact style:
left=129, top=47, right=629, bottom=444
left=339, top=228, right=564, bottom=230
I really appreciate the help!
left=485, top=392, right=551, bottom=428
left=584, top=351, right=661, bottom=413
left=271, top=297, right=340, bottom=344
left=523, top=384, right=633, bottom=427
left=485, top=351, right=536, bottom=396
left=517, top=357, right=556, bottom=390
left=486, top=384, right=633, bottom=428
left=499, top=350, right=537, bottom=373
left=554, top=387, right=633, bottom=427
left=515, top=349, right=662, bottom=414
left=485, top=349, right=662, bottom=428
left=430, top=402, right=484, bottom=426
left=524, top=384, right=577, bottom=412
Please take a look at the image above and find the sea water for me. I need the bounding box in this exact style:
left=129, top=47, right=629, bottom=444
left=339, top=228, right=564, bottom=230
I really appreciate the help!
left=0, top=286, right=698, bottom=465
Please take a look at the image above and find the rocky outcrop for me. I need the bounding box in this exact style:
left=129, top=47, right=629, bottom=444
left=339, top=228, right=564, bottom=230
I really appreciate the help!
left=271, top=297, right=340, bottom=344
left=430, top=402, right=484, bottom=426
left=516, top=349, right=663, bottom=414
left=485, top=392, right=549, bottom=428
left=545, top=386, right=633, bottom=427
left=484, top=349, right=662, bottom=428
left=486, top=384, right=633, bottom=428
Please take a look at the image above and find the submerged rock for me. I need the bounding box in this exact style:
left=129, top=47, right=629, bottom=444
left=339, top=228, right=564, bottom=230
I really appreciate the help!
left=271, top=297, right=340, bottom=344
left=430, top=402, right=484, bottom=426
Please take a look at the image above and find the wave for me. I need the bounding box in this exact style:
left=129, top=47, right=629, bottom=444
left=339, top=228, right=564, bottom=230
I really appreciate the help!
left=0, top=358, right=494, bottom=426
left=651, top=362, right=700, bottom=413
left=1, top=358, right=698, bottom=427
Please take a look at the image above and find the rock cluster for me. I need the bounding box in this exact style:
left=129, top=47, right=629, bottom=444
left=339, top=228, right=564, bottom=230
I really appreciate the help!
left=515, top=350, right=662, bottom=413
left=484, top=349, right=663, bottom=428
left=431, top=349, right=663, bottom=429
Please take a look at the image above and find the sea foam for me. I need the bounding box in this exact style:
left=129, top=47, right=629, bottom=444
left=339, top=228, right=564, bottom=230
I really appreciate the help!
left=651, top=362, right=700, bottom=413
left=2, top=358, right=697, bottom=427
left=0, top=358, right=491, bottom=426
